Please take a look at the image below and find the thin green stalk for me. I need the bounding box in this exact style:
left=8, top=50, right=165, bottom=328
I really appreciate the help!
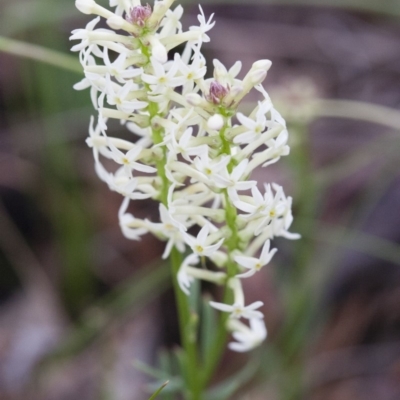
left=201, top=288, right=232, bottom=387
left=170, top=247, right=202, bottom=400
left=0, top=36, right=82, bottom=74
left=149, top=97, right=201, bottom=399
left=201, top=128, right=239, bottom=388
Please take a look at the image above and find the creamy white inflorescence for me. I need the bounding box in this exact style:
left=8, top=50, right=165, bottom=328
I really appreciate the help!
left=71, top=0, right=299, bottom=352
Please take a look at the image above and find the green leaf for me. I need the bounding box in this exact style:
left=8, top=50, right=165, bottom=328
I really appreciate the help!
left=147, top=381, right=169, bottom=400
left=134, top=353, right=185, bottom=398
left=200, top=294, right=217, bottom=361
left=189, top=277, right=201, bottom=313
left=147, top=378, right=184, bottom=395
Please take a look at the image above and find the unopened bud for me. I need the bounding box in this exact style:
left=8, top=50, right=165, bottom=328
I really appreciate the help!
left=207, top=114, right=224, bottom=131
left=148, top=0, right=175, bottom=28
left=186, top=93, right=203, bottom=107
left=207, top=81, right=229, bottom=104
left=75, top=0, right=96, bottom=14
left=213, top=59, right=226, bottom=81
left=249, top=69, right=267, bottom=85
left=229, top=85, right=243, bottom=98
left=126, top=4, right=152, bottom=27
left=107, top=15, right=125, bottom=29
left=149, top=38, right=168, bottom=64
left=252, top=59, right=272, bottom=71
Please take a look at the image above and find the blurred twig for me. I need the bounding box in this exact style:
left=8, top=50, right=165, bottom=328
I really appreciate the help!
left=0, top=36, right=82, bottom=74
left=315, top=134, right=400, bottom=186
left=311, top=221, right=400, bottom=266
left=200, top=0, right=400, bottom=18
left=314, top=99, right=400, bottom=131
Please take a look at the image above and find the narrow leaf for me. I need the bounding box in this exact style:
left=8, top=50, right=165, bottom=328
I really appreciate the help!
left=148, top=381, right=169, bottom=400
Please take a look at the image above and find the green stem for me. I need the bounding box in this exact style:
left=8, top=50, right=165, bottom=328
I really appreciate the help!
left=0, top=36, right=82, bottom=74
left=201, top=288, right=232, bottom=387
left=149, top=98, right=201, bottom=399
left=170, top=247, right=201, bottom=400
left=201, top=125, right=239, bottom=387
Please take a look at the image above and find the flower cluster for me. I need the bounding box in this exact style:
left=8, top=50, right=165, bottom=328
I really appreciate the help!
left=71, top=0, right=299, bottom=352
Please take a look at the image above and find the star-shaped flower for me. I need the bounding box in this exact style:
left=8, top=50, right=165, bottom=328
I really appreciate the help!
left=108, top=141, right=156, bottom=176
left=209, top=300, right=264, bottom=320
left=183, top=223, right=224, bottom=257
left=213, top=159, right=256, bottom=201
left=235, top=240, right=277, bottom=278
left=234, top=101, right=272, bottom=144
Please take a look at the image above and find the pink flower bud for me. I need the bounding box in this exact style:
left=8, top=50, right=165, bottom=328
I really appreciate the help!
left=126, top=4, right=152, bottom=27
left=207, top=81, right=229, bottom=104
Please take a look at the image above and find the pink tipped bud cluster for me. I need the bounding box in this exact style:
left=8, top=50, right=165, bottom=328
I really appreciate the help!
left=126, top=4, right=152, bottom=27
left=71, top=0, right=298, bottom=352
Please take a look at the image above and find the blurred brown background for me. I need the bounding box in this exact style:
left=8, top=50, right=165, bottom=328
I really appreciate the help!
left=1, top=0, right=400, bottom=399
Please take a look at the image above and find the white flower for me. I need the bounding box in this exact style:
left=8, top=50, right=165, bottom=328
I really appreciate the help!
left=73, top=54, right=100, bottom=108
left=189, top=5, right=215, bottom=44
left=234, top=101, right=272, bottom=144
left=166, top=127, right=208, bottom=161
left=183, top=223, right=224, bottom=257
left=126, top=122, right=153, bottom=148
left=193, top=152, right=231, bottom=184
left=142, top=57, right=185, bottom=93
left=160, top=5, right=184, bottom=37
left=70, top=17, right=103, bottom=53
left=213, top=59, right=242, bottom=88
left=102, top=75, right=147, bottom=114
left=102, top=49, right=143, bottom=83
left=108, top=141, right=156, bottom=176
left=235, top=240, right=277, bottom=278
left=177, top=250, right=227, bottom=295
left=214, top=159, right=257, bottom=201
left=174, top=48, right=206, bottom=93
left=149, top=204, right=187, bottom=259
left=227, top=318, right=267, bottom=352
left=109, top=169, right=154, bottom=200
left=118, top=197, right=149, bottom=240
left=260, top=129, right=290, bottom=168
left=177, top=253, right=199, bottom=295
left=235, top=184, right=284, bottom=217
left=86, top=115, right=111, bottom=162
left=209, top=300, right=264, bottom=320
